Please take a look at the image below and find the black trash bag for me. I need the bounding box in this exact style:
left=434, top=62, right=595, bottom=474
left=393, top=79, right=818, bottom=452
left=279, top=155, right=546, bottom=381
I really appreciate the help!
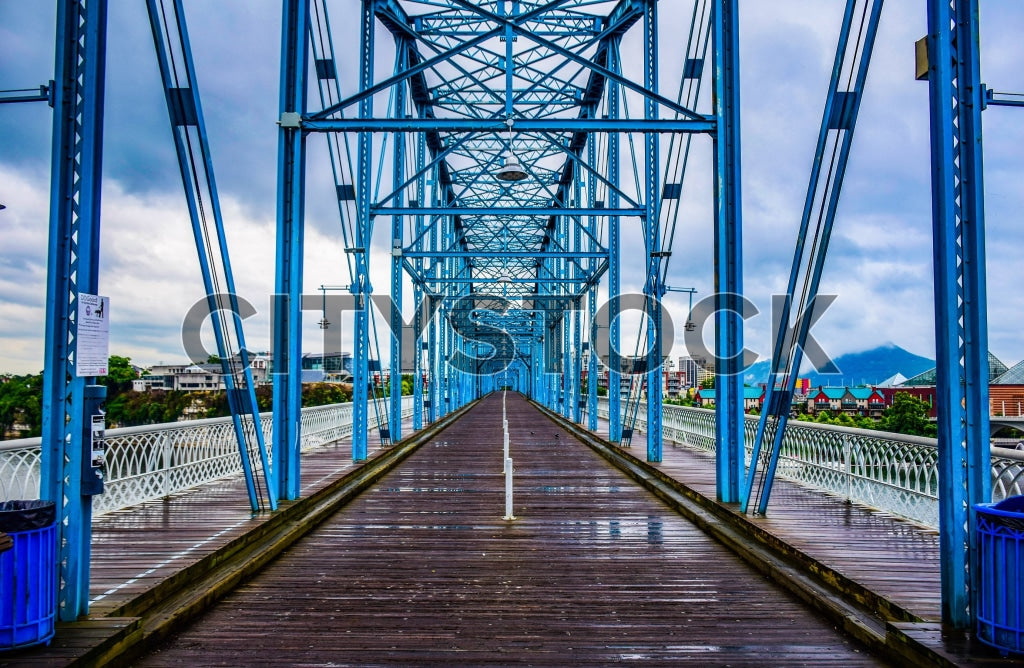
left=0, top=500, right=57, bottom=533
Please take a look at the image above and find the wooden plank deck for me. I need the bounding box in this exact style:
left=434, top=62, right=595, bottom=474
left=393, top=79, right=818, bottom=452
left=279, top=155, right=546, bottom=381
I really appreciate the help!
left=138, top=393, right=883, bottom=666
left=598, top=420, right=943, bottom=622
left=88, top=418, right=411, bottom=617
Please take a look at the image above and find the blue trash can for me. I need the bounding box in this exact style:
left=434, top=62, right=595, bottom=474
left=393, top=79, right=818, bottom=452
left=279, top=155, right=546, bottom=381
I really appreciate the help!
left=975, top=495, right=1024, bottom=656
left=0, top=500, right=58, bottom=651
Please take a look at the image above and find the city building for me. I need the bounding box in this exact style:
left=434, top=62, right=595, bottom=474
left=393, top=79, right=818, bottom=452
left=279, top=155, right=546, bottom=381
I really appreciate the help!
left=806, top=386, right=887, bottom=417
left=301, top=352, right=353, bottom=375
left=694, top=386, right=764, bottom=411
left=133, top=353, right=273, bottom=392
left=677, top=355, right=713, bottom=388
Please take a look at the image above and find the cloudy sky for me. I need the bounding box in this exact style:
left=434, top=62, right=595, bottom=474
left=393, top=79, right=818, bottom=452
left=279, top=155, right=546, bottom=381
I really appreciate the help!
left=1, top=0, right=1022, bottom=376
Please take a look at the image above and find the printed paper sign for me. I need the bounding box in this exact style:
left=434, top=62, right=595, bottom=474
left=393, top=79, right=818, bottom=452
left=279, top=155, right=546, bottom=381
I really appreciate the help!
left=77, top=293, right=110, bottom=377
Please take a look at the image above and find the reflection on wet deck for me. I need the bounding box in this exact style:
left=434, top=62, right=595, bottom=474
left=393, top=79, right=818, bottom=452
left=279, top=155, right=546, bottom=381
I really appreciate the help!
left=139, top=392, right=881, bottom=666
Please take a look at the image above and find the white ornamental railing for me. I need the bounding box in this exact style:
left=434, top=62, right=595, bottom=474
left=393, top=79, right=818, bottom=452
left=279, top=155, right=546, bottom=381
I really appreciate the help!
left=589, top=399, right=1024, bottom=529
left=0, top=396, right=415, bottom=515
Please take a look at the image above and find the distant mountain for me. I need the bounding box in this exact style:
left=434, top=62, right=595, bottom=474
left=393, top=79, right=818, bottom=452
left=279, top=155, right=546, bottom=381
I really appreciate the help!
left=742, top=343, right=934, bottom=388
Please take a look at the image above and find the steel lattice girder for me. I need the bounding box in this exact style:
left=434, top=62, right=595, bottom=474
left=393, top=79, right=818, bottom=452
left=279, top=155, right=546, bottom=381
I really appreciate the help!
left=318, top=0, right=675, bottom=319
left=294, top=0, right=714, bottom=460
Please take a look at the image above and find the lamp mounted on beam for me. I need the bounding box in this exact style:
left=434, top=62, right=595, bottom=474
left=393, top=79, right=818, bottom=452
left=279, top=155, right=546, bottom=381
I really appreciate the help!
left=495, top=118, right=528, bottom=182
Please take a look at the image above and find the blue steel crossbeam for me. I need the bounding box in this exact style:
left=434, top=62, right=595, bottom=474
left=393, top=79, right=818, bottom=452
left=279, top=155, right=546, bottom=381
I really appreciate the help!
left=372, top=206, right=643, bottom=216
left=303, top=118, right=714, bottom=132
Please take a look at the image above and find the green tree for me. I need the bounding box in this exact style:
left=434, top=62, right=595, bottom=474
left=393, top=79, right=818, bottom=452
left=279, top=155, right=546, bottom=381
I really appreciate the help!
left=104, top=389, right=196, bottom=427
left=833, top=412, right=857, bottom=428
left=302, top=383, right=351, bottom=407
left=100, top=355, right=139, bottom=397
left=880, top=392, right=936, bottom=437
left=0, top=373, right=44, bottom=438
left=255, top=385, right=273, bottom=412
left=855, top=415, right=878, bottom=430
left=700, top=375, right=715, bottom=389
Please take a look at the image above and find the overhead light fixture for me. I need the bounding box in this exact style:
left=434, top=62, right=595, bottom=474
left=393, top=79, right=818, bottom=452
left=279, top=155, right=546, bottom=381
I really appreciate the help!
left=494, top=118, right=528, bottom=182
left=495, top=153, right=528, bottom=182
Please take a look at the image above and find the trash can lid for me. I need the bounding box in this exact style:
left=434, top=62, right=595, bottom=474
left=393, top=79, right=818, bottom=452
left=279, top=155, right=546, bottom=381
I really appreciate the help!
left=0, top=500, right=57, bottom=533
left=993, top=495, right=1024, bottom=515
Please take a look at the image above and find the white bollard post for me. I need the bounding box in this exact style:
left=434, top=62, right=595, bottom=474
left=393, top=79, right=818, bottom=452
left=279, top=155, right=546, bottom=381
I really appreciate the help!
left=502, top=389, right=515, bottom=520
left=503, top=456, right=515, bottom=520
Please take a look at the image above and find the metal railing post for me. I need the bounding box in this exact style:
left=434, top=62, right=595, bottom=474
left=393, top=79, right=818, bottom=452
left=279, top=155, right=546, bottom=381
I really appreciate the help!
left=162, top=432, right=173, bottom=499
left=843, top=434, right=852, bottom=504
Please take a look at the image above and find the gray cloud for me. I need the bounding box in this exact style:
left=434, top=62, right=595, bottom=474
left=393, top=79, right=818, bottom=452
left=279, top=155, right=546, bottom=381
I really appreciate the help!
left=1, top=1, right=1022, bottom=374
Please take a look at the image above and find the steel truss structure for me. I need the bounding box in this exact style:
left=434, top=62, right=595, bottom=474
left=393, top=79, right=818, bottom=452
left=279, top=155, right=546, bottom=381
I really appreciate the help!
left=736, top=0, right=1009, bottom=628
left=21, top=0, right=1015, bottom=633
left=273, top=0, right=741, bottom=480
left=38, top=0, right=276, bottom=620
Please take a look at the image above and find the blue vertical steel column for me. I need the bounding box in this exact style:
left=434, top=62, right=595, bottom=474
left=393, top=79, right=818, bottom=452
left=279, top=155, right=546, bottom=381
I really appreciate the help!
left=440, top=301, right=449, bottom=416
left=607, top=41, right=622, bottom=442
left=441, top=306, right=449, bottom=416
left=389, top=44, right=407, bottom=441
left=273, top=0, right=309, bottom=498
left=643, top=0, right=663, bottom=463
left=565, top=230, right=573, bottom=418
left=587, top=140, right=599, bottom=430
left=572, top=168, right=583, bottom=424
left=547, top=315, right=555, bottom=410
left=926, top=0, right=990, bottom=629
left=352, top=0, right=374, bottom=461
left=438, top=231, right=447, bottom=416
left=438, top=247, right=446, bottom=413
left=535, top=335, right=543, bottom=401
left=412, top=134, right=426, bottom=430
left=572, top=312, right=581, bottom=423
left=41, top=0, right=108, bottom=622
left=553, top=315, right=561, bottom=412
left=427, top=305, right=437, bottom=422
left=427, top=181, right=439, bottom=422
left=712, top=0, right=744, bottom=502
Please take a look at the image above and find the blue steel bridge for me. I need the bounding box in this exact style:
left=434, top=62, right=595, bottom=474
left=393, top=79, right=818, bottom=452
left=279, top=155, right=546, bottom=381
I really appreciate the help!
left=1, top=0, right=1022, bottom=664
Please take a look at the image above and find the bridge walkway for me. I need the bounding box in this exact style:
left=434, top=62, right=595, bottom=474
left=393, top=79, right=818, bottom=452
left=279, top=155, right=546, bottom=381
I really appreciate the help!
left=88, top=417, right=410, bottom=618
left=575, top=412, right=943, bottom=621
left=554, top=409, right=1017, bottom=666
left=644, top=436, right=942, bottom=619
left=1, top=413, right=411, bottom=667
left=137, top=392, right=881, bottom=666
left=3, top=395, right=1016, bottom=666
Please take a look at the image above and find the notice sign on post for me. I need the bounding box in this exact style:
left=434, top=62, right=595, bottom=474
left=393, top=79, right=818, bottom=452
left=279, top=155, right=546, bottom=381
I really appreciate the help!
left=76, top=293, right=110, bottom=377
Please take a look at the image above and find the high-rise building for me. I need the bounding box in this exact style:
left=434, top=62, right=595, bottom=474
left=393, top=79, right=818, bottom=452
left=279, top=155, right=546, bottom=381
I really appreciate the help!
left=677, top=355, right=713, bottom=388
